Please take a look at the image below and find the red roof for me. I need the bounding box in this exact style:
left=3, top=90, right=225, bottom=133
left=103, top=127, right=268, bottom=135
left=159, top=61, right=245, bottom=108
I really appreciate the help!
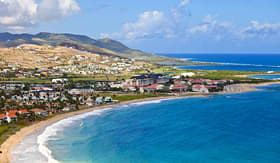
left=205, top=85, right=218, bottom=88
left=20, top=110, right=29, bottom=114
left=8, top=114, right=17, bottom=118
left=193, top=84, right=204, bottom=89
left=8, top=110, right=18, bottom=116
left=8, top=110, right=18, bottom=114
left=0, top=114, right=6, bottom=119
left=122, top=85, right=134, bottom=88
left=173, top=84, right=185, bottom=87
left=171, top=84, right=186, bottom=89
left=172, top=86, right=186, bottom=89
left=174, top=79, right=184, bottom=83
left=189, top=79, right=204, bottom=83
left=143, top=84, right=160, bottom=89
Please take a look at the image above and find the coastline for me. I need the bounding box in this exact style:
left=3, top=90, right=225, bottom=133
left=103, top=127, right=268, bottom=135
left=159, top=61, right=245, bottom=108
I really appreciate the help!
left=1, top=81, right=280, bottom=163
left=220, top=81, right=280, bottom=94
left=0, top=95, right=192, bottom=163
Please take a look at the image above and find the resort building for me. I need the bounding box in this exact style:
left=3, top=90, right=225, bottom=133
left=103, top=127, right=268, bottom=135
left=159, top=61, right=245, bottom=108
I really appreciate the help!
left=192, top=85, right=209, bottom=94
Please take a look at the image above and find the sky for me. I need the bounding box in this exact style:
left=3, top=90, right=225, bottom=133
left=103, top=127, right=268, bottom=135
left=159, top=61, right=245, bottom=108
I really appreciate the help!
left=0, top=0, right=280, bottom=54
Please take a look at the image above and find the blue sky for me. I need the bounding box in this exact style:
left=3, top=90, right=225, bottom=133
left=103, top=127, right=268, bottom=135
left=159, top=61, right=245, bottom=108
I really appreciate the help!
left=0, top=0, right=280, bottom=54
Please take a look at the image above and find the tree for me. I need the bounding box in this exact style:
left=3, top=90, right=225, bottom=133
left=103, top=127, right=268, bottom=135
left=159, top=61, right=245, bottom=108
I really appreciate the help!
left=28, top=112, right=37, bottom=122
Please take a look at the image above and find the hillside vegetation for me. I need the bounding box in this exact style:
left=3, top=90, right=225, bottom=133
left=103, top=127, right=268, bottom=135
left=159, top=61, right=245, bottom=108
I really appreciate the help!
left=0, top=32, right=173, bottom=62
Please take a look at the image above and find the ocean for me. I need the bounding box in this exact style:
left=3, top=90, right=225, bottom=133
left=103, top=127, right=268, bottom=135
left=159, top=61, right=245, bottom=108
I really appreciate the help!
left=247, top=74, right=280, bottom=80
left=12, top=84, right=280, bottom=163
left=159, top=54, right=280, bottom=72
left=11, top=54, right=280, bottom=163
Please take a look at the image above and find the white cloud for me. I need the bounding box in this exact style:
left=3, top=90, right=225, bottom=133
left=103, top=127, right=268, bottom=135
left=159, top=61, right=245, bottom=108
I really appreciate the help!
left=38, top=0, right=80, bottom=21
left=190, top=15, right=231, bottom=34
left=171, top=0, right=191, bottom=23
left=103, top=0, right=192, bottom=40
left=241, top=21, right=280, bottom=38
left=102, top=11, right=167, bottom=40
left=189, top=17, right=280, bottom=40
left=189, top=15, right=232, bottom=40
left=0, top=0, right=37, bottom=26
left=179, top=0, right=191, bottom=8
left=0, top=0, right=80, bottom=32
left=101, top=1, right=280, bottom=42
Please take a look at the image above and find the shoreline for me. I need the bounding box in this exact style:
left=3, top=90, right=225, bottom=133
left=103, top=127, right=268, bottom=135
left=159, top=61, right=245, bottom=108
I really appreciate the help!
left=236, top=74, right=280, bottom=79
left=0, top=95, right=200, bottom=163
left=1, top=81, right=280, bottom=163
left=219, top=81, right=280, bottom=94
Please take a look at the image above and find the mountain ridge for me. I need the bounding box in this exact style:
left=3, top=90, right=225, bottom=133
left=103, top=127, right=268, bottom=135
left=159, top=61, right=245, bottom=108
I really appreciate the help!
left=0, top=32, right=172, bottom=62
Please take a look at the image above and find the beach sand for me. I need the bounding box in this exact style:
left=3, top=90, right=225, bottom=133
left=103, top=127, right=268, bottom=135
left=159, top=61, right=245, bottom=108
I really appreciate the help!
left=0, top=96, right=179, bottom=163
left=1, top=81, right=280, bottom=163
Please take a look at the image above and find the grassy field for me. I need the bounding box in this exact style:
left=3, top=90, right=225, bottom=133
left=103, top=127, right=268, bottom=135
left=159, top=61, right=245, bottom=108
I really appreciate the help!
left=0, top=123, right=27, bottom=144
left=0, top=64, right=278, bottom=84
left=0, top=74, right=135, bottom=84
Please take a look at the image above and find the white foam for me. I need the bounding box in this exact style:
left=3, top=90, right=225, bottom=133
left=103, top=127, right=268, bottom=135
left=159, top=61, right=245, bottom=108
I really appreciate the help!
left=30, top=98, right=189, bottom=163
left=12, top=134, right=47, bottom=163
left=132, top=99, right=163, bottom=106
left=37, top=107, right=113, bottom=163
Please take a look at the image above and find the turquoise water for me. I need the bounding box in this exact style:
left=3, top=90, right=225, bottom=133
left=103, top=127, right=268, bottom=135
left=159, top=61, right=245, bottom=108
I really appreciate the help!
left=248, top=74, right=280, bottom=80
left=159, top=54, right=280, bottom=72
left=28, top=84, right=280, bottom=163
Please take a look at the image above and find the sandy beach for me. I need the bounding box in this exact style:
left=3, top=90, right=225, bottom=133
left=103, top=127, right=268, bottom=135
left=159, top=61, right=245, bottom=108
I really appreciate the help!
left=1, top=81, right=280, bottom=163
left=0, top=96, right=180, bottom=163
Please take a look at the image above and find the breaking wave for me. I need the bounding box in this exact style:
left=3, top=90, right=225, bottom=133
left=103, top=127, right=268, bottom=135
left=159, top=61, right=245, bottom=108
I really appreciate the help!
left=37, top=107, right=113, bottom=163
left=19, top=97, right=194, bottom=163
left=36, top=99, right=176, bottom=162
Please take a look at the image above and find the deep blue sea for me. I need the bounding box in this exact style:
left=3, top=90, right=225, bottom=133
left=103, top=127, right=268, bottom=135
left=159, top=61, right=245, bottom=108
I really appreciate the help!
left=159, top=54, right=280, bottom=72
left=13, top=84, right=280, bottom=163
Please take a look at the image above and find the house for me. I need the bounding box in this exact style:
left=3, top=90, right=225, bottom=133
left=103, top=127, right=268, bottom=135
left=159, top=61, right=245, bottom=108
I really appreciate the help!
left=170, top=84, right=187, bottom=92
left=6, top=110, right=18, bottom=123
left=85, top=100, right=95, bottom=106
left=188, top=79, right=207, bottom=85
left=31, top=109, right=48, bottom=116
left=156, top=78, right=170, bottom=84
left=192, top=84, right=209, bottom=93
left=205, top=85, right=219, bottom=92
left=206, top=80, right=226, bottom=85
left=122, top=85, right=137, bottom=92
left=174, top=79, right=186, bottom=84
left=172, top=76, right=181, bottom=79
left=19, top=110, right=30, bottom=116
left=52, top=78, right=68, bottom=84
left=0, top=114, right=7, bottom=124
left=141, top=84, right=164, bottom=93
left=104, top=97, right=113, bottom=103
left=68, top=87, right=94, bottom=95
left=96, top=97, right=103, bottom=104
left=63, top=105, right=75, bottom=112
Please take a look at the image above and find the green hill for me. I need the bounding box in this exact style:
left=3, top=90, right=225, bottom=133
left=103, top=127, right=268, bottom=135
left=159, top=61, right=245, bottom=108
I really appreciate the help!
left=0, top=32, right=173, bottom=62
